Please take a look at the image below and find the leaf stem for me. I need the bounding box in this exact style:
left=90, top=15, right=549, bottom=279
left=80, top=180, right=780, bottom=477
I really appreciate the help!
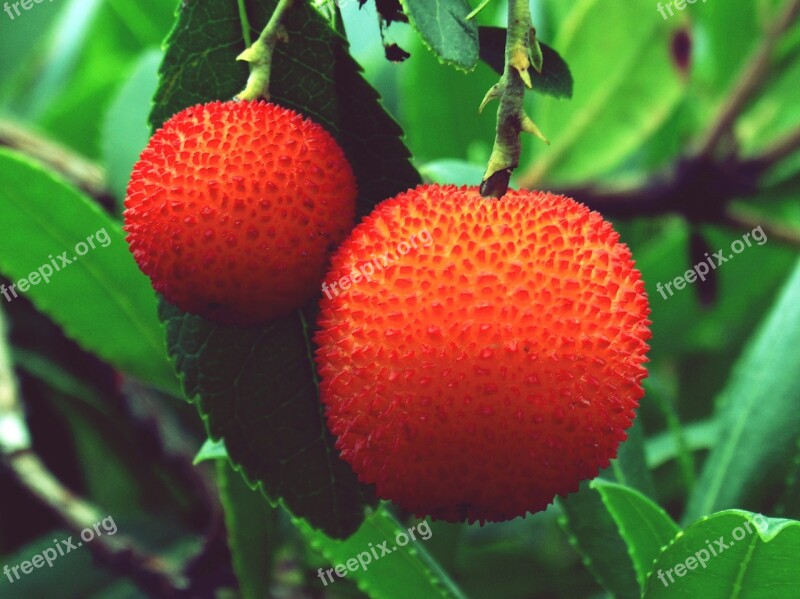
left=235, top=0, right=295, bottom=101
left=467, top=0, right=495, bottom=21
left=237, top=0, right=252, bottom=48
left=480, top=0, right=548, bottom=198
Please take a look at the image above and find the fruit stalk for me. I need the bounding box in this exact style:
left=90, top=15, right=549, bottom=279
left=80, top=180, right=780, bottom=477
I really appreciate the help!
left=480, top=0, right=548, bottom=198
left=236, top=0, right=295, bottom=101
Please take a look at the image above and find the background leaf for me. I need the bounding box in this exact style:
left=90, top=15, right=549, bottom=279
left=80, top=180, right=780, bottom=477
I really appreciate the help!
left=15, top=0, right=173, bottom=158
left=397, top=30, right=497, bottom=166
left=685, top=256, right=800, bottom=522
left=520, top=0, right=687, bottom=186
left=0, top=149, right=178, bottom=394
left=217, top=461, right=277, bottom=599
left=398, top=0, right=478, bottom=71
left=556, top=419, right=654, bottom=599
left=101, top=49, right=162, bottom=205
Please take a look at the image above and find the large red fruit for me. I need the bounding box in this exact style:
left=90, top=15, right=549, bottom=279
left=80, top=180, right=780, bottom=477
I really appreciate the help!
left=124, top=100, right=357, bottom=325
left=314, top=184, right=651, bottom=523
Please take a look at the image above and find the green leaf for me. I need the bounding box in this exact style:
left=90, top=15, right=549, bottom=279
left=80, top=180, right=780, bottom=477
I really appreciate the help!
left=152, top=0, right=419, bottom=538
left=218, top=461, right=278, bottom=599
left=739, top=49, right=800, bottom=186
left=0, top=0, right=63, bottom=106
left=0, top=149, right=178, bottom=394
left=611, top=417, right=657, bottom=499
left=478, top=27, right=574, bottom=99
left=691, top=0, right=767, bottom=97
left=28, top=0, right=174, bottom=158
left=591, top=479, right=680, bottom=590
left=294, top=505, right=467, bottom=599
left=646, top=418, right=719, bottom=470
left=557, top=483, right=641, bottom=599
left=399, top=0, right=479, bottom=71
left=161, top=302, right=375, bottom=538
left=556, top=416, right=656, bottom=599
left=643, top=511, right=800, bottom=598
left=520, top=0, right=686, bottom=186
left=419, top=159, right=490, bottom=186
left=48, top=398, right=145, bottom=513
left=643, top=375, right=697, bottom=492
left=101, top=49, right=162, bottom=205
left=685, top=256, right=800, bottom=522
left=12, top=348, right=109, bottom=416
left=398, top=33, right=497, bottom=164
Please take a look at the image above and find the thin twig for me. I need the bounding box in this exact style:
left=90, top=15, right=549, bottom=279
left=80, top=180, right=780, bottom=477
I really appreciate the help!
left=543, top=148, right=800, bottom=248
left=756, top=125, right=800, bottom=166
left=723, top=208, right=800, bottom=247
left=696, top=0, right=800, bottom=158
left=0, top=120, right=115, bottom=211
left=3, top=451, right=191, bottom=597
left=0, top=308, right=190, bottom=597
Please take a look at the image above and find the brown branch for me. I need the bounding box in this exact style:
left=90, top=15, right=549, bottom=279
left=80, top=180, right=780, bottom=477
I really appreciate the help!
left=696, top=0, right=800, bottom=158
left=723, top=208, right=800, bottom=246
left=0, top=120, right=115, bottom=211
left=2, top=451, right=191, bottom=597
left=756, top=125, right=800, bottom=166
left=550, top=152, right=800, bottom=248
left=0, top=308, right=190, bottom=597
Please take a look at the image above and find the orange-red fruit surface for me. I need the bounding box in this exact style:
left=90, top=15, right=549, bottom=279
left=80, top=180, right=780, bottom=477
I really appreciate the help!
left=124, top=100, right=357, bottom=325
left=315, top=184, right=651, bottom=523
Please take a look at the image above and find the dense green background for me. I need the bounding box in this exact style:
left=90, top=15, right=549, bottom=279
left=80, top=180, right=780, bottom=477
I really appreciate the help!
left=0, top=0, right=799, bottom=597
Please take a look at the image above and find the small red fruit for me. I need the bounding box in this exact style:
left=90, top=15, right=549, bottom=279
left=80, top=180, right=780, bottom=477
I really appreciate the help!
left=124, top=100, right=357, bottom=325
left=314, top=184, right=651, bottom=523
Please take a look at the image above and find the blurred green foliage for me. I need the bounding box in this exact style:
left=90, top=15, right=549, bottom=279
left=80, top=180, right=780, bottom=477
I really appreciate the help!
left=0, top=0, right=799, bottom=597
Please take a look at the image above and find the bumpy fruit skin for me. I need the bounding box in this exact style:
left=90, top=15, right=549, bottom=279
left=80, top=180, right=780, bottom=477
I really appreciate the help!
left=124, top=100, right=357, bottom=325
left=314, top=185, right=651, bottom=523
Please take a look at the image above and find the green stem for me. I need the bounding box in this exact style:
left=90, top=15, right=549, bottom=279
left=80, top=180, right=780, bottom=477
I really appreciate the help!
left=480, top=0, right=547, bottom=198
left=237, top=0, right=253, bottom=48
left=467, top=0, right=495, bottom=20
left=235, top=0, right=295, bottom=101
